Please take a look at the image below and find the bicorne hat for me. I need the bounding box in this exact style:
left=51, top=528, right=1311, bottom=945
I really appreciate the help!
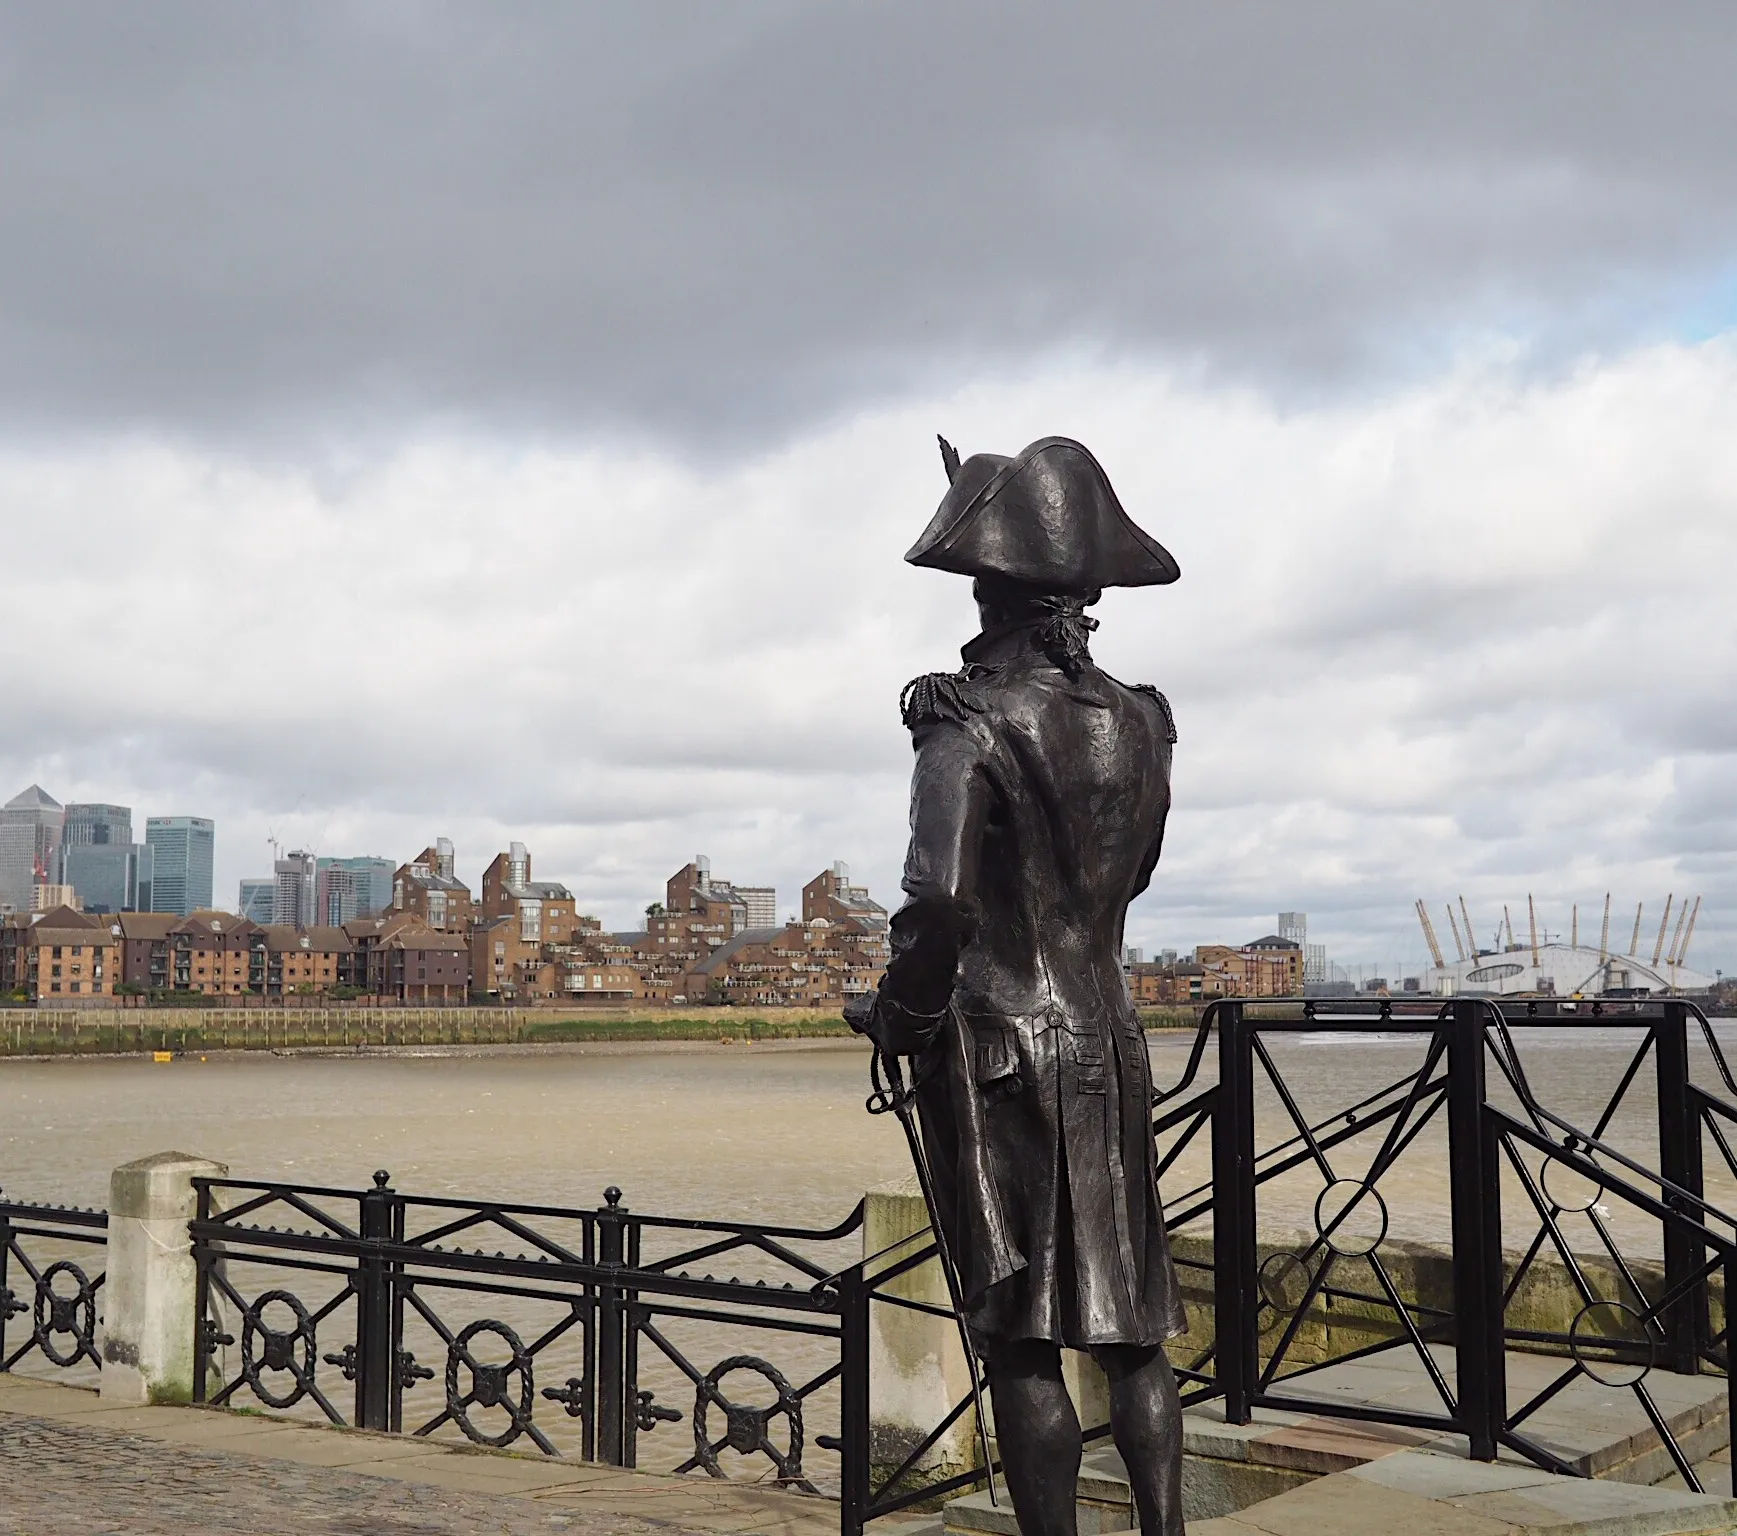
left=905, top=435, right=1179, bottom=592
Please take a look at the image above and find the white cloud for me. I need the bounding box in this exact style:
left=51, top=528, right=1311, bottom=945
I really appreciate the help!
left=5, top=336, right=1736, bottom=978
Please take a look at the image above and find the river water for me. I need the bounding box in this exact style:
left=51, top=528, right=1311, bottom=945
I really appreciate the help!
left=4, top=1026, right=1733, bottom=1473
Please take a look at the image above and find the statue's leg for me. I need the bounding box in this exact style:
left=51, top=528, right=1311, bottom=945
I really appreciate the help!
left=983, top=1337, right=1081, bottom=1536
left=1092, top=1343, right=1183, bottom=1536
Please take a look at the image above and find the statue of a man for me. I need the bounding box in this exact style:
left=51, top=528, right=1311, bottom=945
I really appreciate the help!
left=848, top=436, right=1185, bottom=1536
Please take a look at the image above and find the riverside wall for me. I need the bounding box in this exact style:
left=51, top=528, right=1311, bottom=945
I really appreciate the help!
left=0, top=1007, right=524, bottom=1055
left=0, top=1004, right=1202, bottom=1055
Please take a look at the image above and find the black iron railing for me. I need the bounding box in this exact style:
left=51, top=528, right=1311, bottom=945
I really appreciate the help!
left=189, top=1173, right=871, bottom=1491
left=1149, top=995, right=1737, bottom=1494
left=0, top=1194, right=106, bottom=1378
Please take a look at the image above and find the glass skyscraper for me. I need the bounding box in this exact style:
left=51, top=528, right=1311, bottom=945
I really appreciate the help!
left=146, top=816, right=215, bottom=917
left=61, top=803, right=132, bottom=851
left=315, top=855, right=395, bottom=924
left=0, top=785, right=64, bottom=913
left=59, top=803, right=153, bottom=913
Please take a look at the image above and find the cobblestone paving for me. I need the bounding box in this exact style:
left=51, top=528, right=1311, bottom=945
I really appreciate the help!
left=0, top=1413, right=699, bottom=1536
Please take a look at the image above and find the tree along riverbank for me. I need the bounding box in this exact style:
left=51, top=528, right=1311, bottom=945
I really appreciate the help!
left=0, top=1004, right=1201, bottom=1057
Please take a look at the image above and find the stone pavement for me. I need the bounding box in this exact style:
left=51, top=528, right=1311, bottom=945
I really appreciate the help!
left=0, top=1374, right=852, bottom=1536
left=1190, top=1448, right=1737, bottom=1536
left=6, top=1371, right=1737, bottom=1536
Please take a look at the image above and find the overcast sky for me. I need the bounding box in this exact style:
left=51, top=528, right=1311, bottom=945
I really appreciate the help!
left=3, top=3, right=1735, bottom=977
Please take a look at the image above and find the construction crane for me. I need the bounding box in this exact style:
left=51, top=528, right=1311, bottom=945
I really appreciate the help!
left=1445, top=904, right=1468, bottom=962
left=1677, top=896, right=1702, bottom=971
left=1598, top=893, right=1611, bottom=964
left=1652, top=893, right=1674, bottom=967
left=1459, top=896, right=1478, bottom=957
left=1416, top=900, right=1446, bottom=970
left=1629, top=902, right=1644, bottom=956
left=1527, top=894, right=1541, bottom=969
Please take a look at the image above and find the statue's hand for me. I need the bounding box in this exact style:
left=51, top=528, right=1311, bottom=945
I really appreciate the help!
left=843, top=990, right=880, bottom=1041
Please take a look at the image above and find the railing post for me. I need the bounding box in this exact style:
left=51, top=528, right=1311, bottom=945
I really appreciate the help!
left=354, top=1170, right=395, bottom=1431
left=1725, top=1251, right=1737, bottom=1484
left=1212, top=1000, right=1258, bottom=1423
left=0, top=1193, right=12, bottom=1366
left=597, top=1186, right=628, bottom=1465
left=191, top=1180, right=210, bottom=1402
left=1447, top=1001, right=1504, bottom=1461
left=1656, top=1000, right=1708, bottom=1374
left=623, top=1215, right=642, bottom=1469
left=836, top=1261, right=871, bottom=1536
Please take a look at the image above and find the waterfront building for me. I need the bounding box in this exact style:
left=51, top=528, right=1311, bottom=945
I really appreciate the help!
left=803, top=862, right=888, bottom=934
left=1198, top=936, right=1305, bottom=995
left=260, top=924, right=351, bottom=995
left=0, top=785, right=64, bottom=914
left=648, top=857, right=753, bottom=955
left=115, top=912, right=178, bottom=992
left=145, top=816, right=215, bottom=917
left=272, top=849, right=317, bottom=927
left=392, top=839, right=474, bottom=933
left=0, top=905, right=120, bottom=1002
left=480, top=843, right=582, bottom=944
left=344, top=912, right=470, bottom=1002
left=237, top=878, right=275, bottom=924
left=315, top=855, right=393, bottom=924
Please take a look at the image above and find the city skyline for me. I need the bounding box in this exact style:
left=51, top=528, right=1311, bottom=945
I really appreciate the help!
left=1, top=775, right=1723, bottom=981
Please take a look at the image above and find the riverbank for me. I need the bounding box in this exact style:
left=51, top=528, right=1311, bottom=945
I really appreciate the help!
left=0, top=1004, right=1200, bottom=1057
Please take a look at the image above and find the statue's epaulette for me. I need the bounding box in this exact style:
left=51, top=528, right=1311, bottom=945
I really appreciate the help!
left=899, top=670, right=987, bottom=732
left=1130, top=683, right=1178, bottom=744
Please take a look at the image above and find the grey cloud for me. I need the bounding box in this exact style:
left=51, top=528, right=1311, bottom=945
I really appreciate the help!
left=5, top=2, right=1737, bottom=451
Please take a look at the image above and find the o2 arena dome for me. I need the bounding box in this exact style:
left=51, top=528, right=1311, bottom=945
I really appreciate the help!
left=1415, top=894, right=1714, bottom=999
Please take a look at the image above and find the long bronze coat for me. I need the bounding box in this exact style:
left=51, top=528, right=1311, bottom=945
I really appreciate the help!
left=873, top=628, right=1185, bottom=1348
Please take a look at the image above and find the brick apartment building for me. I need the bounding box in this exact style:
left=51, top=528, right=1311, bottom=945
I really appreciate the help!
left=480, top=843, right=588, bottom=945
left=0, top=907, right=121, bottom=1002
left=392, top=839, right=474, bottom=933
left=803, top=862, right=889, bottom=933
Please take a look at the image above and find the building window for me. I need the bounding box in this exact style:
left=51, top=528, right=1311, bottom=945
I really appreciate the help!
left=70, top=982, right=81, bottom=993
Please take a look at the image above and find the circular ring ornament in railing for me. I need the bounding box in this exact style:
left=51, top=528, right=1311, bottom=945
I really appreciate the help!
left=444, top=1320, right=534, bottom=1448
left=1256, top=1251, right=1314, bottom=1319
left=1542, top=1154, right=1604, bottom=1215
left=692, top=1354, right=813, bottom=1491
left=239, top=1289, right=317, bottom=1409
left=1313, top=1178, right=1388, bottom=1258
left=32, top=1260, right=97, bottom=1368
left=1569, top=1300, right=1654, bottom=1388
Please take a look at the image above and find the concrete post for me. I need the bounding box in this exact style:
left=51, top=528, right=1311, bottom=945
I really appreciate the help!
left=101, top=1151, right=227, bottom=1405
left=865, top=1178, right=981, bottom=1493
left=864, top=1179, right=1109, bottom=1490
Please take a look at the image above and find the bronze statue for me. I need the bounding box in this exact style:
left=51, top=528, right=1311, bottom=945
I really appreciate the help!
left=847, top=436, right=1185, bottom=1536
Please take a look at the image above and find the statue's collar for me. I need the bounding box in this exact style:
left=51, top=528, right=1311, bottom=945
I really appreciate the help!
left=960, top=620, right=1048, bottom=668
